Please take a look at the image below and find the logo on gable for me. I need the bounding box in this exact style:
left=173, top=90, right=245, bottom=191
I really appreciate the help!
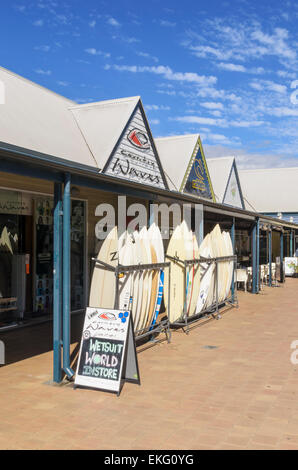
left=127, top=129, right=150, bottom=151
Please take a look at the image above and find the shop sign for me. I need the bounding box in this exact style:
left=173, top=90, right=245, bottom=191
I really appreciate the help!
left=103, top=105, right=167, bottom=189
left=0, top=190, right=32, bottom=215
left=183, top=144, right=213, bottom=200
left=74, top=308, right=140, bottom=395
left=223, top=166, right=243, bottom=208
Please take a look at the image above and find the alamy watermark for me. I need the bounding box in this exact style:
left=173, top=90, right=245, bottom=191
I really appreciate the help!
left=94, top=197, right=203, bottom=240
left=290, top=80, right=298, bottom=105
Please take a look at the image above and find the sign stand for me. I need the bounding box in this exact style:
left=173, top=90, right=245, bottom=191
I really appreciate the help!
left=118, top=315, right=140, bottom=396
left=74, top=308, right=140, bottom=396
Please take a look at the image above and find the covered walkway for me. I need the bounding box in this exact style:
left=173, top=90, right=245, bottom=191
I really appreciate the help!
left=1, top=279, right=298, bottom=450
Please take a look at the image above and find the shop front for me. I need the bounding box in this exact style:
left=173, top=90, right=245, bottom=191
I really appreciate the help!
left=0, top=184, right=87, bottom=328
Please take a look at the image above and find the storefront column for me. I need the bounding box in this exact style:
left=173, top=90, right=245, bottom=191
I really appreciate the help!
left=53, top=182, right=63, bottom=383
left=280, top=230, right=284, bottom=283
left=62, top=173, right=74, bottom=379
left=251, top=220, right=259, bottom=294
left=231, top=217, right=235, bottom=302
left=268, top=227, right=272, bottom=287
left=290, top=230, right=293, bottom=256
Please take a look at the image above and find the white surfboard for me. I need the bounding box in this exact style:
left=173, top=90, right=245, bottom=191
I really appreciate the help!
left=205, top=228, right=216, bottom=308
left=132, top=231, right=143, bottom=331
left=142, top=227, right=153, bottom=330
left=89, top=226, right=118, bottom=309
left=130, top=233, right=141, bottom=329
left=181, top=220, right=193, bottom=315
left=164, top=224, right=186, bottom=323
left=189, top=233, right=200, bottom=317
left=196, top=233, right=214, bottom=313
left=137, top=227, right=152, bottom=331
left=148, top=223, right=165, bottom=327
left=223, top=231, right=234, bottom=300
left=118, top=238, right=133, bottom=310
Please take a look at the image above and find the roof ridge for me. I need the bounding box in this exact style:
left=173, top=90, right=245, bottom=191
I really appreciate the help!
left=0, top=65, right=75, bottom=104
left=68, top=96, right=140, bottom=111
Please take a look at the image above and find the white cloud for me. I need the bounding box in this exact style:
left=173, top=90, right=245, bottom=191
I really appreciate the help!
left=107, top=17, right=121, bottom=27
left=105, top=64, right=217, bottom=86
left=218, top=62, right=246, bottom=72
left=150, top=119, right=160, bottom=125
left=200, top=102, right=224, bottom=110
left=136, top=51, right=159, bottom=63
left=145, top=104, right=170, bottom=111
left=270, top=107, right=298, bottom=117
left=57, top=81, right=69, bottom=86
left=34, top=45, right=50, bottom=52
left=172, top=115, right=264, bottom=128
left=33, top=19, right=44, bottom=27
left=159, top=20, right=176, bottom=27
left=35, top=69, right=51, bottom=75
left=277, top=70, right=296, bottom=79
left=85, top=48, right=110, bottom=58
left=89, top=20, right=96, bottom=28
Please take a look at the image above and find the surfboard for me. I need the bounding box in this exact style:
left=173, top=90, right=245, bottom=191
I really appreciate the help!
left=223, top=231, right=234, bottom=300
left=181, top=220, right=193, bottom=315
left=164, top=224, right=185, bottom=323
left=132, top=230, right=143, bottom=331
left=205, top=227, right=216, bottom=308
left=139, top=226, right=153, bottom=330
left=196, top=233, right=214, bottom=313
left=148, top=223, right=165, bottom=327
left=118, top=238, right=133, bottom=310
left=189, top=233, right=200, bottom=317
left=89, top=226, right=118, bottom=309
left=146, top=244, right=159, bottom=328
left=130, top=232, right=141, bottom=329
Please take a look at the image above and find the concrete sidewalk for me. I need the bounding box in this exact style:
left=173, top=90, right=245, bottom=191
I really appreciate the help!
left=1, top=279, right=298, bottom=450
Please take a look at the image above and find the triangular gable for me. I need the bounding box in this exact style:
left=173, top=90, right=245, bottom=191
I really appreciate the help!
left=181, top=136, right=215, bottom=201
left=103, top=100, right=168, bottom=189
left=155, top=134, right=215, bottom=201
left=69, top=97, right=139, bottom=171
left=223, top=160, right=245, bottom=209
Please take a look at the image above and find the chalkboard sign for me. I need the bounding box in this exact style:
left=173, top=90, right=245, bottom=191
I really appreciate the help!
left=74, top=308, right=140, bottom=395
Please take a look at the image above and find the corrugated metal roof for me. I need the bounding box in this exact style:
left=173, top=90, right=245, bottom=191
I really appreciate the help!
left=155, top=134, right=198, bottom=191
left=0, top=66, right=96, bottom=168
left=239, top=167, right=298, bottom=212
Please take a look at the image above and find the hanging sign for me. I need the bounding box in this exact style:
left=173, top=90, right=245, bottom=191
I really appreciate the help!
left=74, top=307, right=140, bottom=395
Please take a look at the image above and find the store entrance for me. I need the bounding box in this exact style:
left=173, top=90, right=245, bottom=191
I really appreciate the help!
left=0, top=213, right=33, bottom=325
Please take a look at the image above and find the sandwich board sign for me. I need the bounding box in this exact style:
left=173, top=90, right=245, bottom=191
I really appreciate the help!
left=74, top=307, right=140, bottom=395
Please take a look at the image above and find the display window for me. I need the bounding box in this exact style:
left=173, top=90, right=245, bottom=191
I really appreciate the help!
left=0, top=188, right=86, bottom=327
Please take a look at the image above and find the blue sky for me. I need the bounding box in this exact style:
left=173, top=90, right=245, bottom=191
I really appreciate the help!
left=1, top=0, right=298, bottom=168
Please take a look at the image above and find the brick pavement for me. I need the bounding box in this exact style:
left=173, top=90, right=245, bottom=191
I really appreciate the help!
left=1, top=279, right=298, bottom=450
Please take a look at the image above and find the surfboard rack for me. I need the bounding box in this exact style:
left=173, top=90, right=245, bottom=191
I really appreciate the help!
left=167, top=255, right=238, bottom=334
left=91, top=258, right=172, bottom=345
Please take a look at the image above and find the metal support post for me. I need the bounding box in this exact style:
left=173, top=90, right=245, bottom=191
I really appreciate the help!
left=268, top=227, right=272, bottom=287
left=280, top=231, right=284, bottom=283
left=62, top=173, right=74, bottom=379
left=231, top=217, right=235, bottom=302
left=53, top=182, right=63, bottom=383
left=252, top=222, right=257, bottom=294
